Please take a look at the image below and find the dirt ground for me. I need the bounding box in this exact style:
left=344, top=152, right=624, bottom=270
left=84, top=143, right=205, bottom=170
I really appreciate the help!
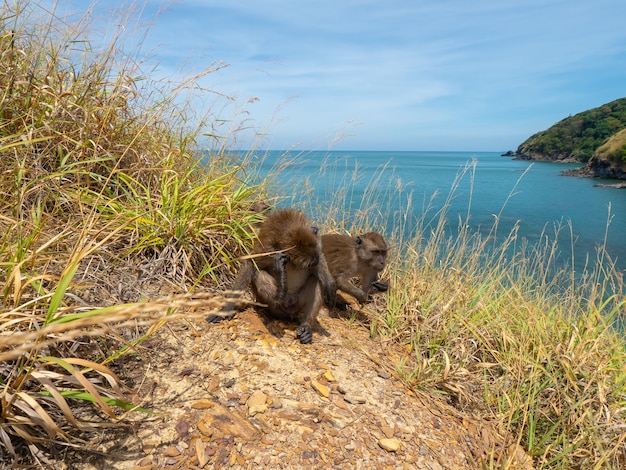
left=66, top=300, right=534, bottom=470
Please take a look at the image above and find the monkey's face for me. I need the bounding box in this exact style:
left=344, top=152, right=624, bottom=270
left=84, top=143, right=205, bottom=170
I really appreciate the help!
left=286, top=226, right=321, bottom=269
left=370, top=248, right=387, bottom=272
left=356, top=233, right=388, bottom=272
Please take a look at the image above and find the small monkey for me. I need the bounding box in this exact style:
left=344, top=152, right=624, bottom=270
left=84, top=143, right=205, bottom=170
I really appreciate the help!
left=225, top=208, right=335, bottom=344
left=321, top=231, right=389, bottom=305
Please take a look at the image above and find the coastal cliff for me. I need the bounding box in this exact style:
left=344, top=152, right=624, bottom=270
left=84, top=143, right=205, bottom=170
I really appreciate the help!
left=562, top=127, right=626, bottom=182
left=506, top=97, right=626, bottom=180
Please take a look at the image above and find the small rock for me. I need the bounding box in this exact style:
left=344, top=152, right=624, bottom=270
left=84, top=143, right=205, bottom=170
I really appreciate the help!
left=195, top=439, right=208, bottom=467
left=247, top=390, right=268, bottom=416
left=197, top=420, right=213, bottom=437
left=344, top=395, right=366, bottom=404
left=268, top=395, right=283, bottom=409
left=200, top=404, right=259, bottom=441
left=191, top=398, right=214, bottom=409
left=377, top=370, right=391, bottom=379
left=323, top=370, right=336, bottom=382
left=175, top=419, right=190, bottom=436
left=311, top=379, right=330, bottom=398
left=162, top=446, right=180, bottom=457
left=379, top=438, right=401, bottom=452
left=297, top=425, right=314, bottom=434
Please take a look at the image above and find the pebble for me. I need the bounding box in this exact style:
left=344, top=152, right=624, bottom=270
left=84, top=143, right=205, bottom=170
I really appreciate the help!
left=379, top=438, right=401, bottom=452
left=162, top=446, right=180, bottom=457
left=311, top=379, right=330, bottom=398
left=247, top=390, right=269, bottom=416
left=190, top=398, right=214, bottom=409
left=344, top=395, right=366, bottom=404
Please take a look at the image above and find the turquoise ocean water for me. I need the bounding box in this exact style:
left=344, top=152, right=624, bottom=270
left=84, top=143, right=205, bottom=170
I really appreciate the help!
left=246, top=150, right=626, bottom=275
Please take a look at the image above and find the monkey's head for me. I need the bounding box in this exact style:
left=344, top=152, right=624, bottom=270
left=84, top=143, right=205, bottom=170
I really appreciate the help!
left=285, top=225, right=321, bottom=269
left=356, top=232, right=388, bottom=272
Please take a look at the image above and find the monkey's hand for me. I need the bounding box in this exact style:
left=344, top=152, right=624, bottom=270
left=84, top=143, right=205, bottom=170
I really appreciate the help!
left=274, top=253, right=289, bottom=301
left=296, top=324, right=313, bottom=344
left=371, top=280, right=389, bottom=292
left=274, top=252, right=289, bottom=270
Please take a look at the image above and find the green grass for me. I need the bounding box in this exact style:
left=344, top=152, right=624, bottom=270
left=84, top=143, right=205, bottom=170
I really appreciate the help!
left=1, top=2, right=626, bottom=469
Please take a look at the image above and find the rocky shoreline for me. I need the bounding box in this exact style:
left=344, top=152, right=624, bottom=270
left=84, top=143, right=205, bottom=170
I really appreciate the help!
left=560, top=157, right=626, bottom=183
left=502, top=151, right=626, bottom=185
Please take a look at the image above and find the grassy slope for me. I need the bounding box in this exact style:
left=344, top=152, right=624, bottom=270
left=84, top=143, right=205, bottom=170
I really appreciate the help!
left=594, top=128, right=626, bottom=170
left=1, top=3, right=626, bottom=469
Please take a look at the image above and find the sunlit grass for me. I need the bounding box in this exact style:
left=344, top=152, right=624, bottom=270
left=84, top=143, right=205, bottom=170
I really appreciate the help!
left=267, top=150, right=626, bottom=468
left=2, top=1, right=626, bottom=469
left=0, top=1, right=265, bottom=463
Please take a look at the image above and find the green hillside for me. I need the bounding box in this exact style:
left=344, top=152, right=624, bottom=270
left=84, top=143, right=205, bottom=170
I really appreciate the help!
left=514, top=97, right=626, bottom=163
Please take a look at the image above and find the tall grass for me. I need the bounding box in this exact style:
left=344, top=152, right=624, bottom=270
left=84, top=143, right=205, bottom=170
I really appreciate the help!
left=3, top=2, right=626, bottom=469
left=285, top=154, right=626, bottom=469
left=0, top=1, right=265, bottom=464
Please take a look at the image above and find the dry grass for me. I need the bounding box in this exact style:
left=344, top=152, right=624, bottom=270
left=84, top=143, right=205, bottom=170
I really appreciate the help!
left=595, top=128, right=626, bottom=168
left=0, top=2, right=265, bottom=464
left=360, top=164, right=626, bottom=469
left=280, top=155, right=626, bottom=468
left=2, top=2, right=626, bottom=469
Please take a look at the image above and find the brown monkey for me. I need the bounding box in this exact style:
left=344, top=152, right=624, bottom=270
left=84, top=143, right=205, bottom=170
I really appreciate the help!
left=321, top=231, right=389, bottom=305
left=222, top=208, right=335, bottom=344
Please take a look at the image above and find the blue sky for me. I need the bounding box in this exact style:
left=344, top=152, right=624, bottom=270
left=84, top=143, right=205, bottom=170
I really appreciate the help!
left=53, top=1, right=626, bottom=151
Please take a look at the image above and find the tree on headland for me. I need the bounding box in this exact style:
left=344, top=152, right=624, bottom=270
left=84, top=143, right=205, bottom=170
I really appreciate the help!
left=514, top=97, right=626, bottom=164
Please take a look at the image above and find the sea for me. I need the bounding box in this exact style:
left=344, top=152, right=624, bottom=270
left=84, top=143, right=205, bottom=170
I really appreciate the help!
left=240, top=150, right=626, bottom=277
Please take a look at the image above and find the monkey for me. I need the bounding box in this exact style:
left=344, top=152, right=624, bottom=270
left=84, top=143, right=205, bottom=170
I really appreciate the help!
left=211, top=208, right=335, bottom=344
left=321, top=231, right=389, bottom=306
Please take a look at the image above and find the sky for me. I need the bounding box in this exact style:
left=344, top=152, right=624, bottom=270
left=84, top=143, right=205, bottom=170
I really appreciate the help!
left=44, top=0, right=626, bottom=151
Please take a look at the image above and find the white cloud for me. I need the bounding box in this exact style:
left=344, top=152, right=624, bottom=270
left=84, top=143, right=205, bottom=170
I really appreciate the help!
left=44, top=0, right=626, bottom=150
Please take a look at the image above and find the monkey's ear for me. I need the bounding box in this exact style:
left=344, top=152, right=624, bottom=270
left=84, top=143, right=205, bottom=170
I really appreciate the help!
left=356, top=236, right=362, bottom=245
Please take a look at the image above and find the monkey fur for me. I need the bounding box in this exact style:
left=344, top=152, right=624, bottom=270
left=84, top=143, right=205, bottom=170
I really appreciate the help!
left=225, top=208, right=335, bottom=344
left=321, top=231, right=389, bottom=305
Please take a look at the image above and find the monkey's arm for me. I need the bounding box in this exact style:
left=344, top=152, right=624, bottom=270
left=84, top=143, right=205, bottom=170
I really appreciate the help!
left=335, top=276, right=368, bottom=304
left=294, top=278, right=322, bottom=344
left=274, top=252, right=289, bottom=302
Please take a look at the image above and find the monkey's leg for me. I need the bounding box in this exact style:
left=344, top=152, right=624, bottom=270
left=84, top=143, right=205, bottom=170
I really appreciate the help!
left=295, top=279, right=322, bottom=344
left=252, top=270, right=283, bottom=312
left=207, top=262, right=254, bottom=323
left=318, top=253, right=337, bottom=309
